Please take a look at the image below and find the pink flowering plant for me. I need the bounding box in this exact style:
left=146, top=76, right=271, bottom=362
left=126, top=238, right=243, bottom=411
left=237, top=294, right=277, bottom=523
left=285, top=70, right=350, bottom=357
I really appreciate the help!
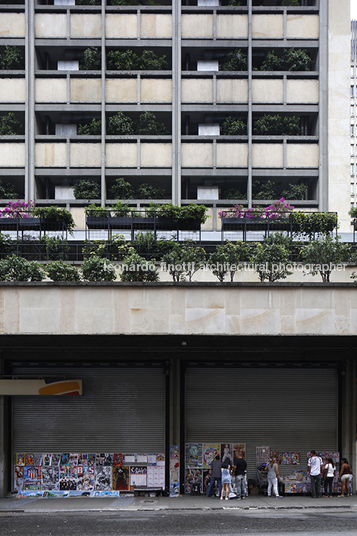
left=0, top=200, right=34, bottom=218
left=219, top=198, right=294, bottom=220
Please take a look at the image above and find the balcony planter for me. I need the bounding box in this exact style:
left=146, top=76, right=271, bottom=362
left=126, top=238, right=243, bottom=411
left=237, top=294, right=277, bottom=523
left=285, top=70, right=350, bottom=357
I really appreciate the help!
left=18, top=217, right=41, bottom=231
left=87, top=215, right=202, bottom=232
left=0, top=217, right=21, bottom=230
left=39, top=218, right=68, bottom=231
left=86, top=216, right=110, bottom=229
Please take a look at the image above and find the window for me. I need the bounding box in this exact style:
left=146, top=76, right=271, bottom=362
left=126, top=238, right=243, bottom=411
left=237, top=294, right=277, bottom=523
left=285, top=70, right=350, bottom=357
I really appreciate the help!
left=351, top=86, right=355, bottom=97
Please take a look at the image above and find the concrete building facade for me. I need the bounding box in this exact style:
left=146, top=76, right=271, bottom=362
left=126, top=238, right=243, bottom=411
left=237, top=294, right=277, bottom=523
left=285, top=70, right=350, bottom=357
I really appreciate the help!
left=0, top=0, right=355, bottom=500
left=0, top=0, right=351, bottom=233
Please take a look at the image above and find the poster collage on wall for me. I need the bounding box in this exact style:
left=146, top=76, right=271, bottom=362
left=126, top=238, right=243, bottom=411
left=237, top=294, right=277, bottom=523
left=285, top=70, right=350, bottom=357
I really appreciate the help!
left=170, top=445, right=180, bottom=497
left=256, top=448, right=341, bottom=494
left=185, top=443, right=246, bottom=494
left=14, top=453, right=165, bottom=498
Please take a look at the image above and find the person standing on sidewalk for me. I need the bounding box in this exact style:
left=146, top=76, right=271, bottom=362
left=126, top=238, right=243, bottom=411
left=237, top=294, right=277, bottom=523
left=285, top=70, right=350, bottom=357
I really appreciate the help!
left=206, top=454, right=222, bottom=498
left=308, top=450, right=323, bottom=498
left=266, top=457, right=282, bottom=498
left=233, top=452, right=247, bottom=500
left=220, top=459, right=231, bottom=501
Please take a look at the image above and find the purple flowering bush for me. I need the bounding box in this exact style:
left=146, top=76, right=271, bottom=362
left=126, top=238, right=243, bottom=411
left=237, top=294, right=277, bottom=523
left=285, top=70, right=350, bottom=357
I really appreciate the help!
left=219, top=198, right=294, bottom=220
left=0, top=200, right=34, bottom=218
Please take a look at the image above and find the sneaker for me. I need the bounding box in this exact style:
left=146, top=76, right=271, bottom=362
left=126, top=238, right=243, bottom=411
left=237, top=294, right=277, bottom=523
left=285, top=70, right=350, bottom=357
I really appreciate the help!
left=236, top=497, right=241, bottom=500
left=276, top=495, right=283, bottom=498
left=225, top=497, right=229, bottom=500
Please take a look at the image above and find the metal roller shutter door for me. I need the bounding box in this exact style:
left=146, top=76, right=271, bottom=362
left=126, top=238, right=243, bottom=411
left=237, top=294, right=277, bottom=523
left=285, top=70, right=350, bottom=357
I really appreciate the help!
left=12, top=367, right=165, bottom=455
left=185, top=367, right=338, bottom=480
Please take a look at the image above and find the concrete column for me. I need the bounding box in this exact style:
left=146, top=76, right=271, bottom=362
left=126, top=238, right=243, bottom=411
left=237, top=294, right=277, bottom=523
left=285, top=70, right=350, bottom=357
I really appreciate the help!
left=0, top=357, right=9, bottom=498
left=25, top=0, right=35, bottom=202
left=172, top=0, right=181, bottom=205
left=341, top=357, right=356, bottom=486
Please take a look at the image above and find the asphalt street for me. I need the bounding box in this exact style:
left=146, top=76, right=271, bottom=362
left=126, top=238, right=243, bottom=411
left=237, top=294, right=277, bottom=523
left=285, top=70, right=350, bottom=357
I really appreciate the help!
left=0, top=508, right=356, bottom=536
left=0, top=494, right=357, bottom=536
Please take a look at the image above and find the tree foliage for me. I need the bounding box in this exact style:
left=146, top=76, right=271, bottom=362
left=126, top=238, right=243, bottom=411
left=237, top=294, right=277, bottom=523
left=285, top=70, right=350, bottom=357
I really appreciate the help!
left=119, top=252, right=159, bottom=282
left=136, top=112, right=167, bottom=135
left=162, top=241, right=206, bottom=282
left=0, top=112, right=24, bottom=135
left=78, top=119, right=101, bottom=136
left=221, top=117, right=246, bottom=135
left=81, top=256, right=117, bottom=281
left=80, top=47, right=101, bottom=70
left=208, top=241, right=250, bottom=282
left=0, top=179, right=19, bottom=198
left=250, top=235, right=292, bottom=283
left=220, top=49, right=247, bottom=71
left=260, top=47, right=312, bottom=72
left=281, top=183, right=307, bottom=201
left=299, top=235, right=351, bottom=282
left=109, top=177, right=135, bottom=199
left=74, top=180, right=101, bottom=199
left=46, top=260, right=81, bottom=282
left=253, top=114, right=300, bottom=136
left=0, top=254, right=45, bottom=281
left=107, top=112, right=135, bottom=135
left=107, top=49, right=168, bottom=70
left=0, top=46, right=24, bottom=70
left=136, top=183, right=165, bottom=199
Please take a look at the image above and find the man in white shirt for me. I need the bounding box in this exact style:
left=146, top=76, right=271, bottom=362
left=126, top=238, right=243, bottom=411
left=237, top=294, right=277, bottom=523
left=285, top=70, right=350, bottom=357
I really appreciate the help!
left=308, top=450, right=323, bottom=498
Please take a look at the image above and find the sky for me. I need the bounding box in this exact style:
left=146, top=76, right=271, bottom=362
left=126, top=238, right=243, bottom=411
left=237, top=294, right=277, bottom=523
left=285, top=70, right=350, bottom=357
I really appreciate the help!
left=352, top=0, right=357, bottom=19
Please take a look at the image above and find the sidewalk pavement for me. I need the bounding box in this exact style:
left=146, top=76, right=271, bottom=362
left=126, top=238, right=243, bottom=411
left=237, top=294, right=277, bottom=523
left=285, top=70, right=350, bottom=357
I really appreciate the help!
left=0, top=494, right=356, bottom=513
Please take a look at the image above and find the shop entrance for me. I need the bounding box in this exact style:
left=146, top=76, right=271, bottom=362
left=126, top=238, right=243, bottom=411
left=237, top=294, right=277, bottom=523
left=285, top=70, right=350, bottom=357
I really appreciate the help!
left=184, top=365, right=338, bottom=494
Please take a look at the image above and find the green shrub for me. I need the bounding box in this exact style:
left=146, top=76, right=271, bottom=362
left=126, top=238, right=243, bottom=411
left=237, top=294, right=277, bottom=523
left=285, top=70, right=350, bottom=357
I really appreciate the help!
left=132, top=232, right=176, bottom=261
left=136, top=183, right=165, bottom=199
left=112, top=201, right=132, bottom=217
left=250, top=239, right=292, bottom=283
left=162, top=241, right=206, bottom=282
left=83, top=235, right=130, bottom=261
left=80, top=47, right=101, bottom=70
left=78, top=119, right=101, bottom=136
left=0, top=179, right=19, bottom=198
left=107, top=112, right=134, bottom=135
left=146, top=203, right=208, bottom=224
left=223, top=188, right=247, bottom=200
left=74, top=180, right=101, bottom=199
left=76, top=0, right=101, bottom=4
left=253, top=114, right=300, bottom=135
left=253, top=180, right=277, bottom=200
left=46, top=260, right=81, bottom=282
left=300, top=235, right=351, bottom=282
left=220, top=49, right=247, bottom=71
left=32, top=206, right=76, bottom=234
left=281, top=47, right=312, bottom=71
left=109, top=178, right=135, bottom=200
left=281, top=0, right=300, bottom=5
left=0, top=254, right=45, bottom=281
left=138, top=50, right=168, bottom=70
left=40, top=236, right=70, bottom=260
left=107, top=49, right=139, bottom=70
left=0, top=46, right=24, bottom=70
left=261, top=48, right=312, bottom=72
left=0, top=112, right=24, bottom=135
left=281, top=183, right=307, bottom=200
left=208, top=241, right=249, bottom=282
left=81, top=256, right=117, bottom=281
left=119, top=252, right=159, bottom=282
left=136, top=112, right=167, bottom=135
left=221, top=117, right=246, bottom=135
left=85, top=204, right=109, bottom=217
